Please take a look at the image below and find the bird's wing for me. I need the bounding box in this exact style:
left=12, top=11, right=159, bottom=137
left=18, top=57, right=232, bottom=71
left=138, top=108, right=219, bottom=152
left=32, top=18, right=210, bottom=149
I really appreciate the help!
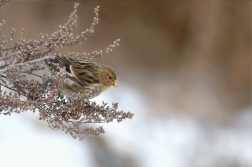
left=46, top=56, right=87, bottom=86
left=70, top=61, right=100, bottom=86
left=53, top=56, right=72, bottom=73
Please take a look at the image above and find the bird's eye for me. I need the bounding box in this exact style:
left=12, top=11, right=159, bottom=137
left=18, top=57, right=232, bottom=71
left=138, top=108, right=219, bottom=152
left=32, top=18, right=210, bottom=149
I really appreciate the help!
left=109, top=76, right=112, bottom=80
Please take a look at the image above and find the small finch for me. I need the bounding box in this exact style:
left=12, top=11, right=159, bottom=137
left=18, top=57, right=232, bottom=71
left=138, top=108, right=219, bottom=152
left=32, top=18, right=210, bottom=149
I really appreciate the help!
left=44, top=56, right=117, bottom=98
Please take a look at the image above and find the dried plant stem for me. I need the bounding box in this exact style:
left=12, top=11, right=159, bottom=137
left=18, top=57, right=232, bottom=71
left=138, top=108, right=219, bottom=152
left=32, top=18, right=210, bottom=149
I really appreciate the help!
left=0, top=1, right=133, bottom=140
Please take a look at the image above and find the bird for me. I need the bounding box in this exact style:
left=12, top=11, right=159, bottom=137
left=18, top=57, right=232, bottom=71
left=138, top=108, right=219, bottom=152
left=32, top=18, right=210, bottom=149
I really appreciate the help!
left=44, top=56, right=117, bottom=98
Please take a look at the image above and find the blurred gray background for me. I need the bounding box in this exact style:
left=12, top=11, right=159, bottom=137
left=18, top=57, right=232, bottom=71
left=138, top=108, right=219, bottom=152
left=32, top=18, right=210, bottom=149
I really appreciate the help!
left=0, top=1, right=251, bottom=167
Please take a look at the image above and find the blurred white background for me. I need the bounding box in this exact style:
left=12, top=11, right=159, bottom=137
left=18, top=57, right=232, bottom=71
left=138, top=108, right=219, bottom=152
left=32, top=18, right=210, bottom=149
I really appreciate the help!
left=0, top=1, right=251, bottom=167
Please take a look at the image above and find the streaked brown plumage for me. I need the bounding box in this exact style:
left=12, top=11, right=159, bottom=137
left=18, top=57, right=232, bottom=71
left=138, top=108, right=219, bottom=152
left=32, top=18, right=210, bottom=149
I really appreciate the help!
left=45, top=56, right=117, bottom=98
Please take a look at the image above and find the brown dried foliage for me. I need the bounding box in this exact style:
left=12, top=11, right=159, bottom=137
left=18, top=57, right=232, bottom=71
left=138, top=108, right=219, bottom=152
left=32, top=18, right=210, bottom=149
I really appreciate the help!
left=0, top=2, right=133, bottom=140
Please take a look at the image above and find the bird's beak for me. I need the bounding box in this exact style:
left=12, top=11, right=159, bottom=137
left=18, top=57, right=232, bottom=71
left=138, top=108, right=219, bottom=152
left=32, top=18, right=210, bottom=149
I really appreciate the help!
left=112, top=81, right=118, bottom=87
